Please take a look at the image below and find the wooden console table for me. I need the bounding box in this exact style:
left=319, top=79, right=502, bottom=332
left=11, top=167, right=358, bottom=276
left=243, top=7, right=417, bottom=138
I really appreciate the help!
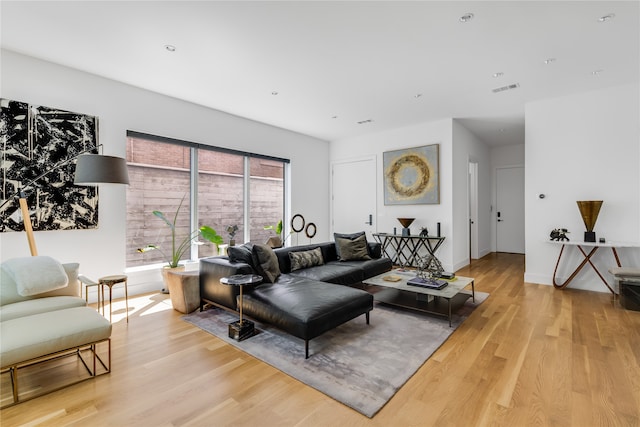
left=550, top=241, right=640, bottom=294
left=373, top=233, right=445, bottom=267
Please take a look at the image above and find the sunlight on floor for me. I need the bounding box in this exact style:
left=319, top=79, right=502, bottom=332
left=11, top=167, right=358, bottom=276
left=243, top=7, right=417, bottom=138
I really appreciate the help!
left=92, top=292, right=174, bottom=323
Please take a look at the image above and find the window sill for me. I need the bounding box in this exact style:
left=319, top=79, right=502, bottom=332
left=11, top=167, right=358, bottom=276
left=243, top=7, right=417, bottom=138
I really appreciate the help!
left=125, top=260, right=200, bottom=274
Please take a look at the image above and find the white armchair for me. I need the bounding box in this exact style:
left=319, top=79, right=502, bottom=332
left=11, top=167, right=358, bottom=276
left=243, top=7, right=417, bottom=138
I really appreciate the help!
left=0, top=256, right=112, bottom=407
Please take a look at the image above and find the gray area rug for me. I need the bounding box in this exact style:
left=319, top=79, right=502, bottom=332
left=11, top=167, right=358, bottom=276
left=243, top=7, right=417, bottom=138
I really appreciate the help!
left=183, top=291, right=488, bottom=418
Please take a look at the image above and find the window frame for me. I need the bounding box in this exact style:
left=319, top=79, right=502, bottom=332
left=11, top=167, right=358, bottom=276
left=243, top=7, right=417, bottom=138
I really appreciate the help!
left=126, top=130, right=289, bottom=268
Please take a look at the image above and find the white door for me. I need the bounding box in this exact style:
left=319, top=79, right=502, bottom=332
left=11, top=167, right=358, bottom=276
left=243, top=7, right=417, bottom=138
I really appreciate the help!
left=332, top=157, right=376, bottom=238
left=496, top=166, right=525, bottom=254
left=469, top=161, right=479, bottom=260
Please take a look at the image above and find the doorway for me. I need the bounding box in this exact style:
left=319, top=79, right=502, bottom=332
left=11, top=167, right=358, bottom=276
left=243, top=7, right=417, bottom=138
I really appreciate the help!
left=331, top=157, right=376, bottom=237
left=468, top=160, right=479, bottom=262
left=496, top=166, right=525, bottom=254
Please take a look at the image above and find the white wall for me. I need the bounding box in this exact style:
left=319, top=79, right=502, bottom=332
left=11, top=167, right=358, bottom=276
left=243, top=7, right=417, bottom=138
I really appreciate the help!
left=330, top=119, right=455, bottom=271
left=452, top=120, right=492, bottom=267
left=492, top=144, right=525, bottom=168
left=0, top=50, right=330, bottom=297
left=490, top=144, right=525, bottom=252
left=524, top=83, right=640, bottom=292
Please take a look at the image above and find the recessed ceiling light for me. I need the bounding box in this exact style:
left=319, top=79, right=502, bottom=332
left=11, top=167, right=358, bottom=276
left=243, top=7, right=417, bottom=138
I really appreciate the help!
left=164, top=45, right=176, bottom=52
left=331, top=116, right=338, bottom=119
left=414, top=93, right=423, bottom=98
left=598, top=13, right=615, bottom=22
left=459, top=13, right=474, bottom=23
left=592, top=69, right=604, bottom=76
left=544, top=58, right=556, bottom=65
left=498, top=128, right=506, bottom=132
left=493, top=72, right=504, bottom=78
left=271, top=91, right=279, bottom=96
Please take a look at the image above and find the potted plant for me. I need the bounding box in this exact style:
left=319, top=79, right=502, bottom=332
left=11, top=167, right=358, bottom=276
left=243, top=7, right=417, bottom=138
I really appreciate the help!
left=137, top=196, right=223, bottom=289
left=264, top=219, right=284, bottom=248
left=226, top=224, right=239, bottom=246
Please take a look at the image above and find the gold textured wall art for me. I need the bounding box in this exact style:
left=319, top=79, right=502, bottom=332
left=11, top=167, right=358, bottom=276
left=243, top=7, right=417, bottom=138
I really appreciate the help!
left=383, top=144, right=439, bottom=205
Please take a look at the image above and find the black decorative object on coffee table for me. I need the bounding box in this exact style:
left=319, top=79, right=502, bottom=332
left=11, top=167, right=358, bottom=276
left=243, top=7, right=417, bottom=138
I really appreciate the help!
left=416, top=254, right=444, bottom=282
left=220, top=274, right=263, bottom=341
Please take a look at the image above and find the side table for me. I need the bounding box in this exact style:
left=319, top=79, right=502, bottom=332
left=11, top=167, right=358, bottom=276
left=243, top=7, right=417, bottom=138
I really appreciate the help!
left=609, top=267, right=640, bottom=311
left=220, top=274, right=262, bottom=340
left=373, top=233, right=445, bottom=268
left=99, top=274, right=129, bottom=323
left=79, top=275, right=102, bottom=310
left=549, top=241, right=640, bottom=294
left=166, top=270, right=200, bottom=314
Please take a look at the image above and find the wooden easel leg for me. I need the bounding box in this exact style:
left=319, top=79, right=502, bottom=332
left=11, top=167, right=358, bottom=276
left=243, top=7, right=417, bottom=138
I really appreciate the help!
left=18, top=197, right=38, bottom=256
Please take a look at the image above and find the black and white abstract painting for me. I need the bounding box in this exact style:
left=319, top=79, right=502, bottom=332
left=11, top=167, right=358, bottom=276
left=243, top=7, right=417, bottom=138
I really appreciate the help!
left=0, top=98, right=99, bottom=232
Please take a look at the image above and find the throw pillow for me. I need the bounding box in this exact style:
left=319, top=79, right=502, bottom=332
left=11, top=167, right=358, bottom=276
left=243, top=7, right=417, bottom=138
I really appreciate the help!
left=334, top=231, right=370, bottom=259
left=289, top=247, right=325, bottom=272
left=3, top=256, right=69, bottom=296
left=335, top=234, right=372, bottom=261
left=251, top=244, right=281, bottom=283
left=227, top=243, right=254, bottom=266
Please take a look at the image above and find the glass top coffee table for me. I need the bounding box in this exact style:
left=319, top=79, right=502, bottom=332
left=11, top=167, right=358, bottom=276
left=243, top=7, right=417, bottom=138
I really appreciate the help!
left=362, top=269, right=475, bottom=326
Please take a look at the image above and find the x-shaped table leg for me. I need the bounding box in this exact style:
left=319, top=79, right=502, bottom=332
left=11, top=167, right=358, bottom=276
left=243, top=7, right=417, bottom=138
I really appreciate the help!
left=552, top=244, right=619, bottom=294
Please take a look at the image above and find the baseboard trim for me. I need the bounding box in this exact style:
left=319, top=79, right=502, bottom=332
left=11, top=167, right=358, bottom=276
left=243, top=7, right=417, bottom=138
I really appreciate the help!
left=524, top=273, right=551, bottom=285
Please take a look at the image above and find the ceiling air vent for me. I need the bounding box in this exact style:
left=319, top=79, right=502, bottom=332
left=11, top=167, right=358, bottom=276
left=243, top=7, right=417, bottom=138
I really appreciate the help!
left=492, top=83, right=520, bottom=93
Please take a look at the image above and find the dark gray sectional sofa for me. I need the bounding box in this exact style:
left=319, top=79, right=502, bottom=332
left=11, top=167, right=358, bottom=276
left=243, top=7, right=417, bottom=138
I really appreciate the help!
left=199, top=241, right=392, bottom=357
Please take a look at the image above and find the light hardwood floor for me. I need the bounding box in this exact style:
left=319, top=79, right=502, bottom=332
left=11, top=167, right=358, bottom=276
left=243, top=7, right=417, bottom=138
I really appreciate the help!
left=1, top=253, right=639, bottom=426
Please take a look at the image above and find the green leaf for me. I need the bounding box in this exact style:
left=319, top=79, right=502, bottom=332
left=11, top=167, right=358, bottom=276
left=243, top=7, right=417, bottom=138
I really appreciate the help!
left=140, top=194, right=227, bottom=267
left=200, top=226, right=224, bottom=245
left=152, top=210, right=174, bottom=230
left=276, top=219, right=283, bottom=235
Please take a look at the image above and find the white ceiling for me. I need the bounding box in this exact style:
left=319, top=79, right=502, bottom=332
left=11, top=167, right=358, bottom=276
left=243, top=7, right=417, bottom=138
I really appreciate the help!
left=1, top=1, right=638, bottom=146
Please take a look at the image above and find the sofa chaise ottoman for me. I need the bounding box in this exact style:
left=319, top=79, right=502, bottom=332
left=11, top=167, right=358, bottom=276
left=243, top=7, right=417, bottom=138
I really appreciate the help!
left=200, top=235, right=392, bottom=357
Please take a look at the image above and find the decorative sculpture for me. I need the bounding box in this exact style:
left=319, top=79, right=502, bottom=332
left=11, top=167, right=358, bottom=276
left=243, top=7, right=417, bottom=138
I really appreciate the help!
left=577, top=200, right=603, bottom=242
left=416, top=254, right=444, bottom=281
left=291, top=214, right=305, bottom=232
left=550, top=228, right=570, bottom=241
left=419, top=227, right=429, bottom=237
left=397, top=218, right=415, bottom=236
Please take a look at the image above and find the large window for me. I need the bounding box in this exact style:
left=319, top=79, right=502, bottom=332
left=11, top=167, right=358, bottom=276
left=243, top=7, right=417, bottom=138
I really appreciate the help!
left=126, top=132, right=287, bottom=268
left=249, top=157, right=285, bottom=245
left=196, top=149, right=245, bottom=259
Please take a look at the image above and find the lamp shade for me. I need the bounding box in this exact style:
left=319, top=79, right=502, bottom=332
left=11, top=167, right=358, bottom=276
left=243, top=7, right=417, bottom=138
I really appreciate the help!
left=74, top=154, right=130, bottom=185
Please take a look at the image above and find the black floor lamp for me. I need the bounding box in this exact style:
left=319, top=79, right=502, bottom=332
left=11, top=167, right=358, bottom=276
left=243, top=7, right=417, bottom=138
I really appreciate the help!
left=1, top=145, right=130, bottom=256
